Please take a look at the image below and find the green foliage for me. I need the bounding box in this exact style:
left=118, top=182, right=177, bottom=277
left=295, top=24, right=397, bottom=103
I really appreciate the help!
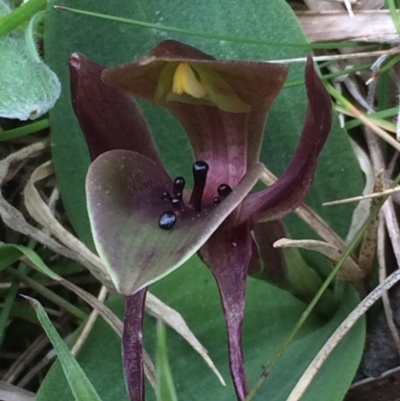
left=0, top=0, right=60, bottom=121
left=26, top=297, right=103, bottom=401
left=0, top=0, right=46, bottom=36
left=0, top=118, right=49, bottom=140
left=41, top=0, right=366, bottom=400
left=0, top=244, right=60, bottom=279
left=36, top=258, right=365, bottom=401
left=156, top=322, right=178, bottom=401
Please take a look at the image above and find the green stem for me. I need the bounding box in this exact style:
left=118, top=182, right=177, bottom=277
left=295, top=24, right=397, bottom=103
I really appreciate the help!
left=0, top=240, right=36, bottom=343
left=0, top=0, right=46, bottom=36
left=284, top=63, right=372, bottom=89
left=0, top=277, right=20, bottom=343
left=380, top=54, right=400, bottom=73
left=8, top=267, right=88, bottom=321
left=55, top=5, right=369, bottom=50
left=0, top=119, right=50, bottom=141
left=245, top=172, right=400, bottom=401
left=343, top=106, right=398, bottom=131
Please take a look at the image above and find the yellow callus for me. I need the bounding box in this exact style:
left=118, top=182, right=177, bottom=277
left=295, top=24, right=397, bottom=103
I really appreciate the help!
left=154, top=61, right=251, bottom=113
left=172, top=63, right=207, bottom=99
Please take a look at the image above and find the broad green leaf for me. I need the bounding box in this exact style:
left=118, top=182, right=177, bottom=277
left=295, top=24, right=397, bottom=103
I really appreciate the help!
left=156, top=322, right=178, bottom=401
left=25, top=296, right=103, bottom=401
left=36, top=257, right=365, bottom=401
left=44, top=0, right=363, bottom=249
left=0, top=244, right=60, bottom=280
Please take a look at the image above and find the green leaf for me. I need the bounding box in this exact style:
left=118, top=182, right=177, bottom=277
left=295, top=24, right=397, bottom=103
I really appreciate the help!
left=36, top=257, right=365, bottom=401
left=0, top=1, right=60, bottom=121
left=0, top=244, right=60, bottom=280
left=156, top=322, right=178, bottom=401
left=24, top=296, right=103, bottom=401
left=0, top=31, right=60, bottom=120
left=44, top=0, right=363, bottom=250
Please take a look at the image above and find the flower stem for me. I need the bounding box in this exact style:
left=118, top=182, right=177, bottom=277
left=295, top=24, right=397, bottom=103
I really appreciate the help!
left=245, top=171, right=400, bottom=401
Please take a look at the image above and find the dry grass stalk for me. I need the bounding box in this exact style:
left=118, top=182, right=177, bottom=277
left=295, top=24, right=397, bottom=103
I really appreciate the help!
left=273, top=238, right=364, bottom=281
left=323, top=186, right=400, bottom=206
left=357, top=175, right=383, bottom=276
left=377, top=218, right=400, bottom=357
left=0, top=380, right=35, bottom=401
left=286, top=267, right=400, bottom=401
left=297, top=11, right=399, bottom=43
left=71, top=286, right=109, bottom=357
left=260, top=167, right=351, bottom=253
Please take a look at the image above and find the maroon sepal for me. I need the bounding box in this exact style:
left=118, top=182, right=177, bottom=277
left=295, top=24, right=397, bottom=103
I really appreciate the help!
left=240, top=56, right=332, bottom=223
left=69, top=53, right=165, bottom=170
left=199, top=221, right=253, bottom=401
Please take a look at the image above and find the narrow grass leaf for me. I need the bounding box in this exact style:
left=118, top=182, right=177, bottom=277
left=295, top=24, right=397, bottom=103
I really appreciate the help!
left=54, top=5, right=367, bottom=50
left=24, top=296, right=103, bottom=401
left=245, top=172, right=400, bottom=401
left=156, top=322, right=178, bottom=401
left=0, top=244, right=60, bottom=280
left=387, top=0, right=400, bottom=36
left=0, top=119, right=50, bottom=141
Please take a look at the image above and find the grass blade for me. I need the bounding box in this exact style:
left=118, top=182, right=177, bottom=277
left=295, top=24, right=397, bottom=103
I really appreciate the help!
left=54, top=5, right=368, bottom=50
left=24, top=296, right=103, bottom=401
left=0, top=119, right=49, bottom=141
left=156, top=322, right=178, bottom=401
left=0, top=244, right=60, bottom=280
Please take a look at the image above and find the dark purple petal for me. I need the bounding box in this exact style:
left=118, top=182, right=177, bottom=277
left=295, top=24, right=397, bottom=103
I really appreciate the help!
left=101, top=40, right=288, bottom=195
left=69, top=53, right=165, bottom=169
left=150, top=39, right=214, bottom=60
left=199, top=222, right=254, bottom=401
left=240, top=56, right=332, bottom=223
left=123, top=289, right=147, bottom=401
left=86, top=149, right=264, bottom=295
left=162, top=105, right=248, bottom=203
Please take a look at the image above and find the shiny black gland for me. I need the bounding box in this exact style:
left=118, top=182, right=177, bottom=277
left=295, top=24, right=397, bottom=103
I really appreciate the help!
left=218, top=183, right=232, bottom=199
left=159, top=160, right=214, bottom=229
left=158, top=211, right=177, bottom=230
left=173, top=177, right=185, bottom=196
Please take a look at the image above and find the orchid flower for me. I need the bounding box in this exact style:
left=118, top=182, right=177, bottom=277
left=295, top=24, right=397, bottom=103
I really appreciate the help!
left=69, top=40, right=332, bottom=401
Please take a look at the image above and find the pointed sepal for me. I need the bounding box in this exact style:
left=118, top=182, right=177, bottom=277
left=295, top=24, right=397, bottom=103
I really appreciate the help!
left=69, top=53, right=164, bottom=168
left=240, top=56, right=332, bottom=222
left=199, top=222, right=254, bottom=401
